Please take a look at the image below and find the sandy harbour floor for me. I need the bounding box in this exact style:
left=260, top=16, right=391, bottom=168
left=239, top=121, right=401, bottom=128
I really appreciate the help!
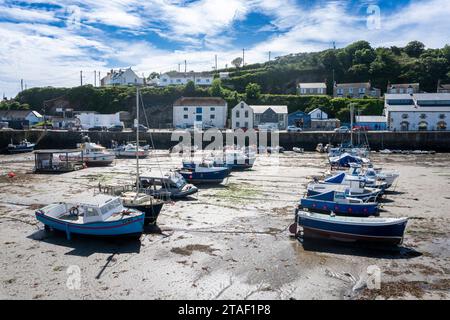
left=0, top=151, right=449, bottom=300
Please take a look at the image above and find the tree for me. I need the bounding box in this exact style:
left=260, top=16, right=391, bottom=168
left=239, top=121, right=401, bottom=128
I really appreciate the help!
left=210, top=79, right=223, bottom=97
left=148, top=72, right=159, bottom=79
left=245, top=83, right=261, bottom=100
left=231, top=57, right=243, bottom=68
left=404, top=41, right=425, bottom=58
left=183, top=81, right=196, bottom=95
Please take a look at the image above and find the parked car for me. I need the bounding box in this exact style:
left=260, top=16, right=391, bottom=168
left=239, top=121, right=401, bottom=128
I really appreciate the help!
left=133, top=124, right=148, bottom=132
left=88, top=126, right=105, bottom=132
left=287, top=125, right=303, bottom=132
left=352, top=126, right=369, bottom=132
left=334, top=126, right=350, bottom=133
left=258, top=123, right=278, bottom=132
left=108, top=125, right=124, bottom=132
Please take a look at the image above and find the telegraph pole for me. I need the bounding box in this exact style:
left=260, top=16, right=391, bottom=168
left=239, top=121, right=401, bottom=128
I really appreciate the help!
left=94, top=70, right=96, bottom=86
left=268, top=51, right=271, bottom=62
left=20, top=79, right=24, bottom=92
left=215, top=54, right=218, bottom=72
left=98, top=71, right=101, bottom=86
left=184, top=60, right=187, bottom=73
left=178, top=63, right=180, bottom=72
left=242, top=48, right=245, bottom=67
left=80, top=71, right=83, bottom=86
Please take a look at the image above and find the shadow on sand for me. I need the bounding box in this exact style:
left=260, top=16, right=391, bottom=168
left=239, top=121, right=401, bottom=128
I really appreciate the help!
left=28, top=229, right=141, bottom=257
left=299, top=238, right=422, bottom=259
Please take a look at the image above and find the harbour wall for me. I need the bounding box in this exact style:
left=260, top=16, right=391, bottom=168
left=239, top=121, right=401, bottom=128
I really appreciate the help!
left=1, top=130, right=450, bottom=152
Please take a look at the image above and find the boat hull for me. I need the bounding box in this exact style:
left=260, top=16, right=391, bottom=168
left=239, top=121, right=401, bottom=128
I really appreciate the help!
left=300, top=198, right=378, bottom=217
left=307, top=189, right=380, bottom=201
left=35, top=211, right=144, bottom=237
left=180, top=170, right=228, bottom=184
left=8, top=146, right=35, bottom=154
left=124, top=202, right=164, bottom=225
left=297, top=213, right=407, bottom=245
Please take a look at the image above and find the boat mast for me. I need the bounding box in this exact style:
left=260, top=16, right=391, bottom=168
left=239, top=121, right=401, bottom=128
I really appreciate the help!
left=350, top=103, right=354, bottom=147
left=136, top=86, right=140, bottom=191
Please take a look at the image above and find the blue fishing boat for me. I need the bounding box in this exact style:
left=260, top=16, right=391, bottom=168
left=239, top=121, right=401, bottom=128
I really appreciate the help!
left=300, top=191, right=379, bottom=217
left=329, top=152, right=370, bottom=168
left=7, top=139, right=35, bottom=153
left=35, top=194, right=145, bottom=239
left=295, top=211, right=408, bottom=245
left=179, top=161, right=229, bottom=184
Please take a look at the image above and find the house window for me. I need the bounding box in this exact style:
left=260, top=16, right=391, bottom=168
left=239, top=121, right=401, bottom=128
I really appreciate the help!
left=244, top=111, right=248, bottom=118
left=196, top=79, right=201, bottom=83
left=236, top=110, right=240, bottom=117
left=359, top=88, right=366, bottom=94
left=196, top=107, right=202, bottom=114
left=418, top=121, right=428, bottom=131
left=402, top=114, right=409, bottom=119
left=184, top=107, right=188, bottom=111
left=244, top=122, right=248, bottom=128
left=437, top=121, right=447, bottom=130
left=399, top=88, right=404, bottom=94
left=236, top=121, right=240, bottom=128
left=183, top=115, right=188, bottom=119
left=348, top=88, right=354, bottom=94
left=176, top=79, right=181, bottom=83
left=210, top=107, right=215, bottom=112
left=163, top=78, right=167, bottom=82
left=400, top=121, right=410, bottom=131
left=210, top=114, right=215, bottom=119
left=439, top=114, right=446, bottom=119
left=407, top=88, right=413, bottom=94
left=240, top=102, right=244, bottom=108
left=337, top=88, right=344, bottom=95
left=420, top=114, right=427, bottom=119
left=206, top=79, right=210, bottom=82
left=196, top=115, right=202, bottom=121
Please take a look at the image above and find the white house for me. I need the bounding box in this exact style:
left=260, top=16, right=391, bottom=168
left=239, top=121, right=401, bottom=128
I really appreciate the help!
left=231, top=101, right=288, bottom=130
left=385, top=93, right=450, bottom=131
left=231, top=101, right=253, bottom=129
left=297, top=83, right=327, bottom=95
left=308, top=108, right=328, bottom=120
left=76, top=112, right=123, bottom=129
left=173, top=97, right=227, bottom=129
left=387, top=83, right=420, bottom=94
left=159, top=71, right=214, bottom=87
left=0, top=110, right=43, bottom=125
left=100, top=68, right=144, bottom=86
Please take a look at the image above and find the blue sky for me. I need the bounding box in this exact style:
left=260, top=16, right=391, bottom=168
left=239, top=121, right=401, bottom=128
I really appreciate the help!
left=0, top=0, right=449, bottom=97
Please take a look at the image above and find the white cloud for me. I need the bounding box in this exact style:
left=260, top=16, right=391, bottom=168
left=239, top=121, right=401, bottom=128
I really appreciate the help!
left=0, top=0, right=449, bottom=98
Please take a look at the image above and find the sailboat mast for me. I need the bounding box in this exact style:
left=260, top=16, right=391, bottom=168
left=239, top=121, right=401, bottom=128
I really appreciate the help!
left=350, top=103, right=354, bottom=147
left=136, top=86, right=140, bottom=190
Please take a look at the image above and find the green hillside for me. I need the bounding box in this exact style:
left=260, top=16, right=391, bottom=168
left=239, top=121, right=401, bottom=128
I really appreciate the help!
left=3, top=40, right=449, bottom=123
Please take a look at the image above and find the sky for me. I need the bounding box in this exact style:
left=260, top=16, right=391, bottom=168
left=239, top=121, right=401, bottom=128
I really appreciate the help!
left=0, top=0, right=449, bottom=98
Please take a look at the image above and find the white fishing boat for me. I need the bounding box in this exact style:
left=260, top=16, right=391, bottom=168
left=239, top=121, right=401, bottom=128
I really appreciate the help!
left=72, top=141, right=115, bottom=166
left=307, top=176, right=382, bottom=201
left=112, top=143, right=149, bottom=158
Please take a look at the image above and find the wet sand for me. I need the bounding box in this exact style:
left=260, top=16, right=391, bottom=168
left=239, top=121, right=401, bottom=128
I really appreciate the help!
left=0, top=151, right=449, bottom=300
